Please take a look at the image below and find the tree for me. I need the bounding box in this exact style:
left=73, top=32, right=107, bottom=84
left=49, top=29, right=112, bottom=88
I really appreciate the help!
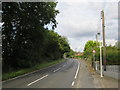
left=44, top=30, right=70, bottom=60
left=2, top=2, right=59, bottom=72
left=84, top=40, right=120, bottom=65
left=84, top=40, right=99, bottom=57
left=66, top=49, right=75, bottom=58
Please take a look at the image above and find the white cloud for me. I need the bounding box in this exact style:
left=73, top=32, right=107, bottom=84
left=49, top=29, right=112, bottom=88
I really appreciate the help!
left=57, top=0, right=119, bottom=2
left=106, top=39, right=117, bottom=46
left=55, top=2, right=118, bottom=51
left=0, top=22, right=4, bottom=28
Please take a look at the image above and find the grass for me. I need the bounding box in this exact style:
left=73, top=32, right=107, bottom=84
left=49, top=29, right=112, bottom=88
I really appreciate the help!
left=2, top=59, right=65, bottom=81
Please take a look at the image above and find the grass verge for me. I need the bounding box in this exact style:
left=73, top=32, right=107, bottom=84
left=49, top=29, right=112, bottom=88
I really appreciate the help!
left=2, top=59, right=65, bottom=81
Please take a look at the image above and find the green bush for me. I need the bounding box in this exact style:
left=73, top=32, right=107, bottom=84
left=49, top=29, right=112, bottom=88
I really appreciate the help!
left=84, top=40, right=120, bottom=65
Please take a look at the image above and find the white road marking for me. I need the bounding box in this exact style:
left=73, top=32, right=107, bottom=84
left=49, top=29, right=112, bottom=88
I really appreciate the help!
left=63, top=65, right=66, bottom=67
left=53, top=68, right=61, bottom=72
left=71, top=81, right=75, bottom=86
left=74, top=61, right=80, bottom=79
left=27, top=75, right=48, bottom=86
left=71, top=61, right=80, bottom=87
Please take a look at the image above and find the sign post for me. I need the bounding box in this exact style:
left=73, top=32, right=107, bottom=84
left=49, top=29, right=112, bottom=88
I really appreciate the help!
left=92, top=50, right=96, bottom=53
left=92, top=50, right=96, bottom=70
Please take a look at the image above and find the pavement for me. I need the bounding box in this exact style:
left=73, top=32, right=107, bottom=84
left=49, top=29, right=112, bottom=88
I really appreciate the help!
left=74, top=59, right=102, bottom=88
left=81, top=59, right=119, bottom=88
left=2, top=58, right=119, bottom=88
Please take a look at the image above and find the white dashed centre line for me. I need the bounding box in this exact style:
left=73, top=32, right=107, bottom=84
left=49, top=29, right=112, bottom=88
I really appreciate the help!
left=53, top=68, right=61, bottom=72
left=74, top=61, right=80, bottom=79
left=27, top=75, right=48, bottom=86
left=71, top=61, right=80, bottom=86
left=71, top=81, right=75, bottom=86
left=63, top=65, right=66, bottom=67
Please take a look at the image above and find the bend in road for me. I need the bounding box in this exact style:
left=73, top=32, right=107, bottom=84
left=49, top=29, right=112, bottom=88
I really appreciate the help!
left=3, top=58, right=79, bottom=88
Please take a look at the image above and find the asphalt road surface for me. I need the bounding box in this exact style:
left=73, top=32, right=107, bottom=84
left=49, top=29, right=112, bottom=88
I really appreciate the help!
left=3, top=58, right=101, bottom=88
left=3, top=59, right=81, bottom=88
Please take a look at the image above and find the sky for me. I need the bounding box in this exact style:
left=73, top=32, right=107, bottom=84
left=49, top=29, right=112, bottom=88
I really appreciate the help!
left=55, top=0, right=118, bottom=52
left=0, top=1, right=118, bottom=51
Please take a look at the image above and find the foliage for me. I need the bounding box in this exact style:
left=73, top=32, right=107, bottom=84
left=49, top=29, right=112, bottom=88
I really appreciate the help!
left=44, top=30, right=70, bottom=60
left=2, top=2, right=71, bottom=73
left=83, top=40, right=99, bottom=59
left=65, top=49, right=75, bottom=58
left=105, top=46, right=119, bottom=65
left=83, top=40, right=120, bottom=65
left=2, top=59, right=65, bottom=80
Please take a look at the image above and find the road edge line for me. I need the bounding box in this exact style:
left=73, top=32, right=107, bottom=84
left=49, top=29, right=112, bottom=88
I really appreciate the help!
left=2, top=60, right=67, bottom=83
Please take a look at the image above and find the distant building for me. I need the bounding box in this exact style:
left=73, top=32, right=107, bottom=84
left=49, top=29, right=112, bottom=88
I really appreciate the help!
left=75, top=52, right=84, bottom=56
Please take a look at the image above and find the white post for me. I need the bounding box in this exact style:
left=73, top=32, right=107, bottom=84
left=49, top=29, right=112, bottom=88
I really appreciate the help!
left=100, top=42, right=103, bottom=77
left=96, top=62, right=98, bottom=71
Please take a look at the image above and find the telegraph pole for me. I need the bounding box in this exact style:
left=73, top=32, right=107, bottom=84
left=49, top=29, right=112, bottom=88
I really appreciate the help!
left=96, top=34, right=98, bottom=47
left=96, top=34, right=98, bottom=43
left=101, top=10, right=106, bottom=71
left=97, top=32, right=103, bottom=77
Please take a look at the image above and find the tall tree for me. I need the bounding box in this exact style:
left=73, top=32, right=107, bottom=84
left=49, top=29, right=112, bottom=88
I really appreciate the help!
left=2, top=2, right=59, bottom=72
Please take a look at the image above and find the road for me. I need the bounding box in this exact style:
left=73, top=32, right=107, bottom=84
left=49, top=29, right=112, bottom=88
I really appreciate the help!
left=3, top=59, right=80, bottom=88
left=2, top=58, right=100, bottom=88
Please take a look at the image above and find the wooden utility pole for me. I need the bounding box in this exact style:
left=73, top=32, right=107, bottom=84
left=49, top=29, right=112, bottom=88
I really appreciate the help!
left=101, top=10, right=106, bottom=71
left=96, top=34, right=98, bottom=43
left=96, top=34, right=98, bottom=47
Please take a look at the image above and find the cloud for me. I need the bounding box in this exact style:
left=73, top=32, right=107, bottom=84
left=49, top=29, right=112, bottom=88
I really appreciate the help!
left=57, top=0, right=119, bottom=2
left=0, top=22, right=3, bottom=28
left=55, top=2, right=118, bottom=51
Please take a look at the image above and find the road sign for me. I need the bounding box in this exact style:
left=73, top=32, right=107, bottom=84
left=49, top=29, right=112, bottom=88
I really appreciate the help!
left=92, top=50, right=96, bottom=53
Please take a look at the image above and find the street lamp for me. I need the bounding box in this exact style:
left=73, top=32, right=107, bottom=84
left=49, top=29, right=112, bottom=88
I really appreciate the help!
left=97, top=32, right=103, bottom=77
left=101, top=10, right=106, bottom=71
